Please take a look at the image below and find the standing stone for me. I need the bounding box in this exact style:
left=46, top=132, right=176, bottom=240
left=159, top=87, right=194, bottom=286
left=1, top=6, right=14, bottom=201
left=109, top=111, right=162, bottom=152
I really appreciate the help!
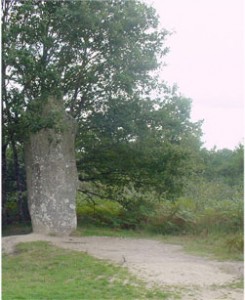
left=25, top=97, right=78, bottom=236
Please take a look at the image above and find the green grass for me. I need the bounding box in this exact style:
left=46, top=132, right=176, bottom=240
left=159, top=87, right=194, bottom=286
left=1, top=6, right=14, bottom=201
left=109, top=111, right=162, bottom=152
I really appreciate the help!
left=160, top=232, right=244, bottom=261
left=226, top=279, right=244, bottom=289
left=2, top=241, right=170, bottom=300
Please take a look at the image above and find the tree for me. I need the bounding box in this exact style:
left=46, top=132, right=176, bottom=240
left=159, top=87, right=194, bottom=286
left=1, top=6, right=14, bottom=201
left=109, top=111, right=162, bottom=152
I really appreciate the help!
left=200, top=144, right=244, bottom=187
left=2, top=0, right=168, bottom=118
left=77, top=87, right=203, bottom=200
left=2, top=0, right=172, bottom=232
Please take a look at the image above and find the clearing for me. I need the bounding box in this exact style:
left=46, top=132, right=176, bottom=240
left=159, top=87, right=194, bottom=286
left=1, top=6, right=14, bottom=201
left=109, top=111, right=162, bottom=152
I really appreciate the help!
left=2, top=233, right=244, bottom=300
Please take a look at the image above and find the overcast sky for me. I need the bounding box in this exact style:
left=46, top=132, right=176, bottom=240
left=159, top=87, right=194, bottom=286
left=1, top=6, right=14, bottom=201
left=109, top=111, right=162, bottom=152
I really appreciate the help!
left=144, top=0, right=244, bottom=149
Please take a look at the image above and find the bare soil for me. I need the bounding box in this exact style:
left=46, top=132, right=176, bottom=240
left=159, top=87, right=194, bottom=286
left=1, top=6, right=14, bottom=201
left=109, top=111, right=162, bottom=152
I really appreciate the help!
left=2, top=233, right=244, bottom=300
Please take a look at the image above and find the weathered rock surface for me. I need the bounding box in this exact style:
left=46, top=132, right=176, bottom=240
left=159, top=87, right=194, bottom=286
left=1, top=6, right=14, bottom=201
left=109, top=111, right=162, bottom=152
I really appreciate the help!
left=25, top=97, right=78, bottom=236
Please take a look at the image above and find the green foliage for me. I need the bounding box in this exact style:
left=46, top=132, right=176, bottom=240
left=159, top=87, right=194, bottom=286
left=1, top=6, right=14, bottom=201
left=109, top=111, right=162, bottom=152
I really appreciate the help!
left=76, top=185, right=243, bottom=240
left=2, top=223, right=32, bottom=237
left=2, top=242, right=169, bottom=300
left=3, top=0, right=243, bottom=240
left=3, top=193, right=28, bottom=225
left=181, top=178, right=244, bottom=235
left=196, top=200, right=243, bottom=234
left=4, top=143, right=26, bottom=191
left=73, top=225, right=151, bottom=239
left=148, top=194, right=243, bottom=236
left=75, top=156, right=244, bottom=260
left=2, top=0, right=174, bottom=223
left=76, top=194, right=123, bottom=227
left=200, top=144, right=244, bottom=186
left=3, top=0, right=203, bottom=207
left=162, top=232, right=243, bottom=261
left=115, top=188, right=157, bottom=229
left=78, top=92, right=203, bottom=199
left=3, top=0, right=168, bottom=130
left=147, top=198, right=196, bottom=234
left=226, top=233, right=244, bottom=253
left=2, top=144, right=30, bottom=225
left=184, top=179, right=243, bottom=205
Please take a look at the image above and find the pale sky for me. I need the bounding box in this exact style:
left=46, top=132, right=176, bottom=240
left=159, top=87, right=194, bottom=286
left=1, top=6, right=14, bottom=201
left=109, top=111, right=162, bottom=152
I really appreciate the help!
left=144, top=0, right=244, bottom=149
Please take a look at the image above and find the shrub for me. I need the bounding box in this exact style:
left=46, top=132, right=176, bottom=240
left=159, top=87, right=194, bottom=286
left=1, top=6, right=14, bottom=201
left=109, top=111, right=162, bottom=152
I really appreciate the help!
left=146, top=196, right=243, bottom=236
left=76, top=194, right=123, bottom=227
left=3, top=192, right=30, bottom=226
left=76, top=183, right=243, bottom=238
left=147, top=198, right=197, bottom=234
left=226, top=233, right=244, bottom=252
left=116, top=189, right=157, bottom=229
left=76, top=188, right=157, bottom=230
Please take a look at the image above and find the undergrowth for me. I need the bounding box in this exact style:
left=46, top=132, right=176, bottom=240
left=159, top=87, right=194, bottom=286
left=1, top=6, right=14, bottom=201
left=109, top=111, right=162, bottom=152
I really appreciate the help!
left=76, top=185, right=244, bottom=261
left=2, top=183, right=243, bottom=262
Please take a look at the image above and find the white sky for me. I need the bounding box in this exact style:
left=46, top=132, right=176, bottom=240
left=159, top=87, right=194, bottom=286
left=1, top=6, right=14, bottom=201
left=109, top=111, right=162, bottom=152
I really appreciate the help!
left=144, top=0, right=244, bottom=149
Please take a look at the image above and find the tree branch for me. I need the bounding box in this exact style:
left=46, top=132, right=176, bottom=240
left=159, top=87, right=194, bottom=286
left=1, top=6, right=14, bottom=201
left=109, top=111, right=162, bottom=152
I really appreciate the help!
left=77, top=180, right=116, bottom=202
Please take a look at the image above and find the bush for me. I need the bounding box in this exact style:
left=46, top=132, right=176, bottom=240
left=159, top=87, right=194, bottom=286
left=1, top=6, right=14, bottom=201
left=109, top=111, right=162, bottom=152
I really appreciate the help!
left=145, top=196, right=243, bottom=236
left=195, top=199, right=243, bottom=234
left=76, top=188, right=157, bottom=230
left=226, top=233, right=244, bottom=252
left=115, top=188, right=157, bottom=229
left=184, top=179, right=243, bottom=209
left=76, top=194, right=123, bottom=227
left=3, top=192, right=30, bottom=226
left=147, top=198, right=196, bottom=234
left=76, top=183, right=243, bottom=238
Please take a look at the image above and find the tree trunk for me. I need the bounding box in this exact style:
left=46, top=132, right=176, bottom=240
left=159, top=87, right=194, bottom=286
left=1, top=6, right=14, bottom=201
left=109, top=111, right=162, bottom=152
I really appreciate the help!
left=11, top=139, right=25, bottom=222
left=2, top=143, right=8, bottom=225
left=24, top=97, right=78, bottom=236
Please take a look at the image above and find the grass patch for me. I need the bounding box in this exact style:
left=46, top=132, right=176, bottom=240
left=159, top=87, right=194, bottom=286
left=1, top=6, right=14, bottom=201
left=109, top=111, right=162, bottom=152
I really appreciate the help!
left=2, top=241, right=170, bottom=300
left=226, top=279, right=244, bottom=289
left=160, top=232, right=244, bottom=261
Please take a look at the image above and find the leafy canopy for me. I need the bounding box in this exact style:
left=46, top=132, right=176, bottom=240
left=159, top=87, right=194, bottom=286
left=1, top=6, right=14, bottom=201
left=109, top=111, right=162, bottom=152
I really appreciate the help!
left=2, top=0, right=202, bottom=200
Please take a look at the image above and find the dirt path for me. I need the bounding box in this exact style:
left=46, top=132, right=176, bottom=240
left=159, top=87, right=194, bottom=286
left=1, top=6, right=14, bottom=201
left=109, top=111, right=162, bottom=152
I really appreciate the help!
left=2, top=233, right=244, bottom=300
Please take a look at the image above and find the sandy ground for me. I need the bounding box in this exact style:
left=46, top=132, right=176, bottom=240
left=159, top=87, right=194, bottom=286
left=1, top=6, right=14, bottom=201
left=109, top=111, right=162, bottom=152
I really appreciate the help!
left=2, top=233, right=244, bottom=300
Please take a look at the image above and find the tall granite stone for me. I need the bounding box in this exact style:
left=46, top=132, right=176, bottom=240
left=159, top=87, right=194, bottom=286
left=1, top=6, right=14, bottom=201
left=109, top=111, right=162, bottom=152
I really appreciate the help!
left=25, top=97, right=78, bottom=236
